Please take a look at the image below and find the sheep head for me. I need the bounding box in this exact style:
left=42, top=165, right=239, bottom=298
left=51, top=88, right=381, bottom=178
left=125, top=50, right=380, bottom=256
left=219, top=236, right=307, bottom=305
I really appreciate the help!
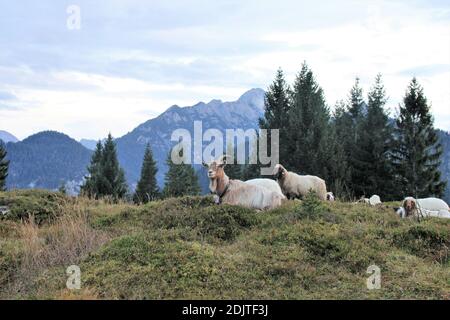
left=273, top=164, right=287, bottom=180
left=403, top=197, right=417, bottom=217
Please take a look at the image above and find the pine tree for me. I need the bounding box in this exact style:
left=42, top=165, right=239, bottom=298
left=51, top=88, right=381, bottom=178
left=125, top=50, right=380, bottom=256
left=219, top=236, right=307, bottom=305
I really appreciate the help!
left=0, top=142, right=9, bottom=191
left=259, top=68, right=290, bottom=164
left=224, top=143, right=243, bottom=180
left=101, top=134, right=128, bottom=199
left=81, top=140, right=103, bottom=197
left=392, top=78, right=446, bottom=198
left=352, top=74, right=394, bottom=199
left=81, top=134, right=128, bottom=200
left=163, top=151, right=201, bottom=198
left=334, top=78, right=366, bottom=196
left=348, top=77, right=365, bottom=120
left=133, top=144, right=159, bottom=204
left=285, top=62, right=337, bottom=183
left=242, top=143, right=261, bottom=180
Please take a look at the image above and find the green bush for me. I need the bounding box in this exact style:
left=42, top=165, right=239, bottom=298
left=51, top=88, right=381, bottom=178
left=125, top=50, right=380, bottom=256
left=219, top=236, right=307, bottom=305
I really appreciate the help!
left=0, top=190, right=71, bottom=225
left=149, top=202, right=259, bottom=242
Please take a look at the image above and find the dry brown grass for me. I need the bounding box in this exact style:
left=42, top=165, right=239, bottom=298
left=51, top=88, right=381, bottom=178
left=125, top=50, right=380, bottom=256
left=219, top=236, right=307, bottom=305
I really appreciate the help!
left=20, top=212, right=110, bottom=273
left=4, top=199, right=112, bottom=299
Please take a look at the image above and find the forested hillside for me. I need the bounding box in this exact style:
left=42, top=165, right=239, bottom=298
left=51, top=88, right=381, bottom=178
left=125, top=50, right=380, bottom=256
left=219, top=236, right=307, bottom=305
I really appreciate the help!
left=438, top=130, right=450, bottom=203
left=5, top=131, right=92, bottom=193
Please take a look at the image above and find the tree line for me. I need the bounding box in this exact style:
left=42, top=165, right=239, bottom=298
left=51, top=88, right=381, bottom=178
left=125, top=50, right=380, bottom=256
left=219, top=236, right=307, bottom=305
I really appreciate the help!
left=80, top=133, right=201, bottom=203
left=0, top=62, right=446, bottom=202
left=256, top=63, right=446, bottom=201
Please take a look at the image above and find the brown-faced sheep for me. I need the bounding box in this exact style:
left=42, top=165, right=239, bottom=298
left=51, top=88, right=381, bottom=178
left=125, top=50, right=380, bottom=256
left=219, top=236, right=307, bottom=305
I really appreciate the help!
left=395, top=197, right=450, bottom=219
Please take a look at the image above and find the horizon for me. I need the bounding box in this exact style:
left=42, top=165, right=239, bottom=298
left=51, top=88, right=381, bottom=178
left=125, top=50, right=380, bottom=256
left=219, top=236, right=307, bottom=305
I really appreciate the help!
left=1, top=0, right=449, bottom=140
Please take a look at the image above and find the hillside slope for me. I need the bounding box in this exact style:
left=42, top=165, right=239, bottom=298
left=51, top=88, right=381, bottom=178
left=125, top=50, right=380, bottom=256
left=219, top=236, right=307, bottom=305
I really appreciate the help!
left=0, top=191, right=448, bottom=299
left=438, top=130, right=450, bottom=203
left=5, top=131, right=92, bottom=193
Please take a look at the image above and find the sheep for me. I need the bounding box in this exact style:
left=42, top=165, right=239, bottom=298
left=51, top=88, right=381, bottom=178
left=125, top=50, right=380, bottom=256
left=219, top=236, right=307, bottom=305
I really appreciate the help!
left=272, top=164, right=327, bottom=200
left=356, top=195, right=382, bottom=206
left=244, top=178, right=286, bottom=198
left=395, top=197, right=450, bottom=219
left=326, top=192, right=335, bottom=202
left=203, top=155, right=284, bottom=210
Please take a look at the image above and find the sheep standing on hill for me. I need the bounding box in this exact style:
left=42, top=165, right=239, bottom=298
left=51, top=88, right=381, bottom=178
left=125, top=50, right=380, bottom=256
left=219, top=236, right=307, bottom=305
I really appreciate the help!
left=272, top=164, right=327, bottom=200
left=395, top=197, right=450, bottom=219
left=244, top=178, right=286, bottom=198
left=203, top=156, right=284, bottom=210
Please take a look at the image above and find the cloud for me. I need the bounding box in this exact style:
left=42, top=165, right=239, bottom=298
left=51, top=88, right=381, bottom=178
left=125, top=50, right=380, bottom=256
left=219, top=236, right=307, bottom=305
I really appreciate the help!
left=397, top=64, right=450, bottom=77
left=0, top=0, right=449, bottom=139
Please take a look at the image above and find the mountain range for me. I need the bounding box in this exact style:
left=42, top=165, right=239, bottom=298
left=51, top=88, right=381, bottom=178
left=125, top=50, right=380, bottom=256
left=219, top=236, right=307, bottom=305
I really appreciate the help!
left=2, top=88, right=450, bottom=202
left=3, top=88, right=265, bottom=194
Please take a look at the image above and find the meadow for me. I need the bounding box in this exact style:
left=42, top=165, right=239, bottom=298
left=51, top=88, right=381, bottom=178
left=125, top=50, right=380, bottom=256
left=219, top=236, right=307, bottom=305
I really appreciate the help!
left=0, top=190, right=449, bottom=299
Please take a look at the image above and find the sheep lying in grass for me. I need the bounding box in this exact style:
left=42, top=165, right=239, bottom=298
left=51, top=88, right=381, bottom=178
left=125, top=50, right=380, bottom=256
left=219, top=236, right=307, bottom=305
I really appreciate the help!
left=356, top=195, right=382, bottom=206
left=203, top=156, right=284, bottom=210
left=395, top=197, right=450, bottom=219
left=244, top=178, right=286, bottom=198
left=272, top=164, right=327, bottom=200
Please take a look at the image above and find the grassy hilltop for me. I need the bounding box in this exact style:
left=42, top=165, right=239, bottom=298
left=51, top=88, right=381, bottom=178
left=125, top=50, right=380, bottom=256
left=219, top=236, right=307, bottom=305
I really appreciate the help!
left=0, top=190, right=449, bottom=300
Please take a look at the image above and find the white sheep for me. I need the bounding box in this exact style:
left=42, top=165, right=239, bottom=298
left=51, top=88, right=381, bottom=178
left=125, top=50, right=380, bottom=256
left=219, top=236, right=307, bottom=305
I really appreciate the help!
left=395, top=197, right=450, bottom=219
left=244, top=178, right=286, bottom=198
left=356, top=195, right=382, bottom=206
left=204, top=156, right=284, bottom=210
left=272, top=164, right=327, bottom=200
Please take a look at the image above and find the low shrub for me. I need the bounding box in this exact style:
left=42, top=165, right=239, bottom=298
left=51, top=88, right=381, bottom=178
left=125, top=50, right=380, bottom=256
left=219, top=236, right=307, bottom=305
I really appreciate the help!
left=149, top=202, right=259, bottom=242
left=393, top=222, right=450, bottom=263
left=0, top=190, right=71, bottom=225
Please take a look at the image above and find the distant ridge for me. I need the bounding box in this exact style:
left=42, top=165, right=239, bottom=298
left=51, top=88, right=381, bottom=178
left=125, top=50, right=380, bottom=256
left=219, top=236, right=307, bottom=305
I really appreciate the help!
left=5, top=131, right=92, bottom=194
left=0, top=130, right=19, bottom=143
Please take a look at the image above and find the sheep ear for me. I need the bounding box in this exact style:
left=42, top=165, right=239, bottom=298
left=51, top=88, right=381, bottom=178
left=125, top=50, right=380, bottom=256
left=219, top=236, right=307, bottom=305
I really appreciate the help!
left=202, top=161, right=208, bottom=168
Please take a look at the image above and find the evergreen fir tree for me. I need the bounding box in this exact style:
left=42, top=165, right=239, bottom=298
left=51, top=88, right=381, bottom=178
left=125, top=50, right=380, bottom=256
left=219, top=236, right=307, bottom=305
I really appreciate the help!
left=242, top=143, right=261, bottom=181
left=81, top=140, right=103, bottom=197
left=163, top=151, right=201, bottom=198
left=348, top=77, right=365, bottom=119
left=224, top=143, right=243, bottom=180
left=285, top=62, right=336, bottom=183
left=334, top=78, right=366, bottom=196
left=392, top=78, right=446, bottom=198
left=81, top=134, right=128, bottom=200
left=352, top=74, right=394, bottom=199
left=101, top=134, right=128, bottom=199
left=259, top=68, right=290, bottom=164
left=0, top=143, right=9, bottom=191
left=133, top=144, right=159, bottom=204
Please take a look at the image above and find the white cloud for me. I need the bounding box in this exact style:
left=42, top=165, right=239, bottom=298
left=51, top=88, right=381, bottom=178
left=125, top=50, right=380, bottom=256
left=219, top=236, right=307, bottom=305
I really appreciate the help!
left=0, top=0, right=449, bottom=140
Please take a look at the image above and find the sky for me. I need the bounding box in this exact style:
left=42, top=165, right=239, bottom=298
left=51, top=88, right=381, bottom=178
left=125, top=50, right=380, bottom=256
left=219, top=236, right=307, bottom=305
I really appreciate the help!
left=0, top=0, right=449, bottom=141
